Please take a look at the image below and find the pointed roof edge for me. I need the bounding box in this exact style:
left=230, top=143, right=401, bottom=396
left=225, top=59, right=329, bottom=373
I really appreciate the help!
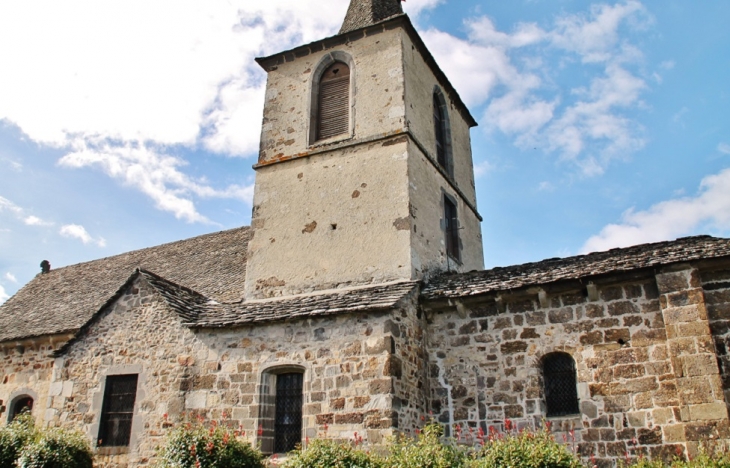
left=53, top=269, right=213, bottom=356
left=339, top=0, right=404, bottom=34
left=255, top=14, right=477, bottom=128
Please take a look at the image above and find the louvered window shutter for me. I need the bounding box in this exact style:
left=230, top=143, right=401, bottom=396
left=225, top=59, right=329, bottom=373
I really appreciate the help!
left=434, top=93, right=447, bottom=169
left=317, top=63, right=350, bottom=140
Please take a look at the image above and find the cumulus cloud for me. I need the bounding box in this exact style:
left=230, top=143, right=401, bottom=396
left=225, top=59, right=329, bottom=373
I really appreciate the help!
left=0, top=285, right=8, bottom=305
left=59, top=224, right=107, bottom=247
left=0, top=196, right=53, bottom=227
left=4, top=272, right=17, bottom=283
left=422, top=0, right=651, bottom=176
left=0, top=0, right=347, bottom=223
left=24, top=215, right=52, bottom=226
left=582, top=167, right=730, bottom=253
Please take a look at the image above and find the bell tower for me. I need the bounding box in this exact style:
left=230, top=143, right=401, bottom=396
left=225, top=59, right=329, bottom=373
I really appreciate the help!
left=244, top=0, right=484, bottom=299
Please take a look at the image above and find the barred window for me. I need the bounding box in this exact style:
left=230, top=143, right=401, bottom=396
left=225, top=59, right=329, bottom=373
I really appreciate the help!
left=444, top=196, right=460, bottom=261
left=258, top=368, right=304, bottom=454
left=316, top=62, right=350, bottom=140
left=543, top=353, right=579, bottom=417
left=98, top=374, right=138, bottom=447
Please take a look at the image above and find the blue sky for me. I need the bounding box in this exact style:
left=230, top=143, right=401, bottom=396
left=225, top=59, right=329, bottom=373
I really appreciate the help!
left=1, top=0, right=729, bottom=303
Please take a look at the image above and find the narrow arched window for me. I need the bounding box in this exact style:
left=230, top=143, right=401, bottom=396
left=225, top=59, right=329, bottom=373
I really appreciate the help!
left=9, top=396, right=33, bottom=422
left=317, top=62, right=350, bottom=140
left=543, top=352, right=579, bottom=417
left=433, top=89, right=452, bottom=175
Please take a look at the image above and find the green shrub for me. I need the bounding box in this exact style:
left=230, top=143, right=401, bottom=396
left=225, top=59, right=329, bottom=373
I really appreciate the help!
left=283, top=438, right=381, bottom=468
left=385, top=422, right=467, bottom=468
left=155, top=421, right=265, bottom=468
left=16, top=426, right=93, bottom=468
left=0, top=414, right=37, bottom=468
left=470, top=426, right=582, bottom=468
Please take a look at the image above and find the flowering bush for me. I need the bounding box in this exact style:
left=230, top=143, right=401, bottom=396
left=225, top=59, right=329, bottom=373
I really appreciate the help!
left=470, top=424, right=582, bottom=468
left=386, top=422, right=467, bottom=468
left=283, top=438, right=381, bottom=468
left=0, top=414, right=37, bottom=467
left=16, top=427, right=93, bottom=468
left=155, top=419, right=264, bottom=468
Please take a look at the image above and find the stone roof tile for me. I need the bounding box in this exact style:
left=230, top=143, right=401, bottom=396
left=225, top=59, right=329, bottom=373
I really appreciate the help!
left=421, top=235, right=730, bottom=300
left=339, top=0, right=404, bottom=34
left=0, top=227, right=251, bottom=342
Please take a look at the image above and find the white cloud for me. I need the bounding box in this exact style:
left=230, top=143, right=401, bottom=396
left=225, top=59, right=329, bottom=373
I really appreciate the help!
left=719, top=143, right=730, bottom=155
left=4, top=272, right=17, bottom=283
left=24, top=215, right=52, bottom=226
left=538, top=181, right=555, bottom=192
left=59, top=140, right=255, bottom=223
left=0, top=196, right=23, bottom=215
left=423, top=1, right=650, bottom=176
left=59, top=224, right=106, bottom=247
left=0, top=284, right=8, bottom=305
left=473, top=160, right=494, bottom=177
left=582, top=167, right=730, bottom=253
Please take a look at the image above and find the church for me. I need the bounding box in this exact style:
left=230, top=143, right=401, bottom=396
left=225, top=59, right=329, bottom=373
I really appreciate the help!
left=2, top=0, right=730, bottom=466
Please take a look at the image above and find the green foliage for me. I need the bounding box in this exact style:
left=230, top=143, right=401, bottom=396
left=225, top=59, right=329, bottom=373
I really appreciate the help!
left=0, top=414, right=37, bottom=468
left=470, top=426, right=583, bottom=468
left=283, top=438, right=381, bottom=468
left=16, top=426, right=93, bottom=468
left=386, top=422, right=467, bottom=468
left=155, top=421, right=265, bottom=468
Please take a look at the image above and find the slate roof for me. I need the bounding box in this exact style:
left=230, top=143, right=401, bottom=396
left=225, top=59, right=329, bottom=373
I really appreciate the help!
left=0, top=227, right=251, bottom=343
left=340, top=0, right=404, bottom=34
left=141, top=270, right=418, bottom=328
left=422, top=235, right=730, bottom=301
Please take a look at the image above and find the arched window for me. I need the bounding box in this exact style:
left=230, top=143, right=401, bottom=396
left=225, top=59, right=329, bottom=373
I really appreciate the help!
left=258, top=367, right=304, bottom=454
left=543, top=352, right=579, bottom=417
left=9, top=395, right=33, bottom=422
left=433, top=88, right=452, bottom=176
left=316, top=62, right=350, bottom=141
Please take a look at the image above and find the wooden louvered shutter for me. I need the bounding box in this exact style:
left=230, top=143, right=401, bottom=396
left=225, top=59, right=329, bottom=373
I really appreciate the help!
left=317, top=62, right=350, bottom=140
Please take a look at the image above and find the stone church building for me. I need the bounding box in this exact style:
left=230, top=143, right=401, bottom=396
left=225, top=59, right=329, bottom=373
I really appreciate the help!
left=2, top=0, right=730, bottom=466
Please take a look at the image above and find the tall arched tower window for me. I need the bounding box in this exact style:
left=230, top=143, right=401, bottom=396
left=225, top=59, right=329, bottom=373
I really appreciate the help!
left=316, top=62, right=350, bottom=141
left=433, top=87, right=452, bottom=176
left=543, top=352, right=580, bottom=417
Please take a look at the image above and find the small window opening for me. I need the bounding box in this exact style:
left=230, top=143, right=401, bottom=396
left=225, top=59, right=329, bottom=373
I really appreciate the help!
left=9, top=396, right=33, bottom=422
left=543, top=353, right=579, bottom=417
left=331, top=223, right=338, bottom=230
left=98, top=374, right=138, bottom=447
left=274, top=373, right=303, bottom=453
left=444, top=197, right=460, bottom=261
left=317, top=62, right=350, bottom=141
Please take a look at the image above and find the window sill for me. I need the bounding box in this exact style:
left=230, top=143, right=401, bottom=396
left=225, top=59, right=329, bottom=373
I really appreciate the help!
left=310, top=133, right=353, bottom=148
left=95, top=446, right=130, bottom=456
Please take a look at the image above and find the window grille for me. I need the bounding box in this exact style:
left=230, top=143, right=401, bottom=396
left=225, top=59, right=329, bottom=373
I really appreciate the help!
left=98, top=374, right=138, bottom=447
left=543, top=353, right=579, bottom=417
left=444, top=197, right=460, bottom=261
left=10, top=396, right=33, bottom=421
left=434, top=92, right=447, bottom=169
left=274, top=372, right=303, bottom=453
left=317, top=62, right=350, bottom=140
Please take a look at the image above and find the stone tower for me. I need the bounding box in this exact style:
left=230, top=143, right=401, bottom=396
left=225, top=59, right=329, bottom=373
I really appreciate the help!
left=244, top=0, right=484, bottom=299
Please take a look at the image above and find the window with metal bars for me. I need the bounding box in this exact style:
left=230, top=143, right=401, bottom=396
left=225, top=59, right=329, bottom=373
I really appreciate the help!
left=543, top=353, right=580, bottom=417
left=274, top=372, right=303, bottom=453
left=316, top=62, right=350, bottom=141
left=444, top=196, right=460, bottom=261
left=98, top=374, right=138, bottom=447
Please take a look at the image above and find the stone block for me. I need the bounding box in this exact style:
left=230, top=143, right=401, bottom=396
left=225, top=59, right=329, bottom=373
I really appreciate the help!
left=637, top=426, right=662, bottom=445
left=652, top=408, right=674, bottom=425
left=687, top=402, right=728, bottom=421
left=613, top=364, right=645, bottom=379
left=601, top=286, right=624, bottom=301
left=677, top=321, right=711, bottom=338
left=500, top=341, right=528, bottom=354
left=676, top=377, right=714, bottom=405
left=525, top=312, right=545, bottom=325
left=626, top=411, right=646, bottom=427
left=656, top=271, right=690, bottom=294
left=604, top=328, right=630, bottom=343
left=663, top=305, right=706, bottom=324
left=608, top=301, right=639, bottom=316
left=585, top=304, right=605, bottom=318
left=682, top=354, right=719, bottom=377
left=548, top=308, right=573, bottom=324
left=369, top=379, right=392, bottom=395
left=631, top=329, right=667, bottom=346
left=580, top=331, right=603, bottom=345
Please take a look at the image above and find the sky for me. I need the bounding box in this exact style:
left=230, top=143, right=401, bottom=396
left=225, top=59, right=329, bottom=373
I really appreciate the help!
left=0, top=0, right=729, bottom=303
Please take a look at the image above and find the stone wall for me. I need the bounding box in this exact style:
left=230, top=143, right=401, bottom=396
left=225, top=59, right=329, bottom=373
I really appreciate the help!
left=0, top=338, right=60, bottom=428
left=43, top=275, right=404, bottom=466
left=423, top=268, right=729, bottom=467
left=702, top=267, right=730, bottom=417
